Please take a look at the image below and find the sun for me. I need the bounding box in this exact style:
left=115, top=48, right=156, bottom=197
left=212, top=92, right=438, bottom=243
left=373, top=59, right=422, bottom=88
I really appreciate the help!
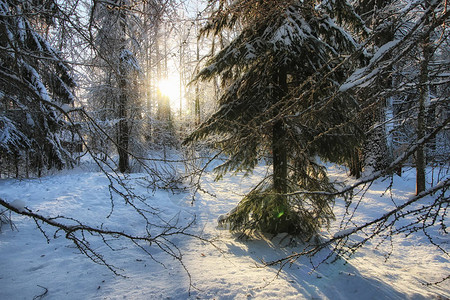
left=157, top=78, right=185, bottom=113
left=158, top=79, right=177, bottom=99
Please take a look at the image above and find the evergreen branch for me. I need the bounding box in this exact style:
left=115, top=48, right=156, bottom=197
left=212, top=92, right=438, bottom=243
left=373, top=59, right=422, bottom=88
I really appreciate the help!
left=286, top=117, right=450, bottom=198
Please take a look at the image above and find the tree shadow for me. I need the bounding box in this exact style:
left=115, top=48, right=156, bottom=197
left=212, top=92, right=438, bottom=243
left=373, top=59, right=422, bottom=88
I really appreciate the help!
left=221, top=232, right=424, bottom=300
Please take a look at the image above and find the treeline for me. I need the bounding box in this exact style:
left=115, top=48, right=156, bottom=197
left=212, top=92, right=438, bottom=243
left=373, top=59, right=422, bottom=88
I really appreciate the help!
left=0, top=0, right=215, bottom=177
left=0, top=0, right=449, bottom=242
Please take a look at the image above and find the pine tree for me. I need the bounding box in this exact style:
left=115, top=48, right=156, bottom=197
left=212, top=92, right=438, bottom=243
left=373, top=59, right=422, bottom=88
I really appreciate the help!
left=0, top=0, right=76, bottom=177
left=185, top=0, right=366, bottom=239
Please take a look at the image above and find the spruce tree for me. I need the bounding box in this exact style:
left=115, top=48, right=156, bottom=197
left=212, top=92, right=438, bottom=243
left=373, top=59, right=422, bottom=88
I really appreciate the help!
left=90, top=0, right=141, bottom=173
left=348, top=0, right=394, bottom=178
left=185, top=0, right=367, bottom=239
left=0, top=0, right=76, bottom=176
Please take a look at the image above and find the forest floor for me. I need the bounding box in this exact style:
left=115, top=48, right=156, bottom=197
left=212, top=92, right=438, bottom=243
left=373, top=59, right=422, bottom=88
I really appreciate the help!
left=0, top=157, right=449, bottom=299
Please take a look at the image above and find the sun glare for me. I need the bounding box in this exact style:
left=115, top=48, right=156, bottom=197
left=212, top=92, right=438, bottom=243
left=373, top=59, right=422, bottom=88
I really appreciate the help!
left=158, top=79, right=176, bottom=99
left=157, top=78, right=185, bottom=114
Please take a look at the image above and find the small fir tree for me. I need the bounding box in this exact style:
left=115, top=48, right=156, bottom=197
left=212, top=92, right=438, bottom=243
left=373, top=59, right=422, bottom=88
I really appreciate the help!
left=185, top=0, right=367, bottom=239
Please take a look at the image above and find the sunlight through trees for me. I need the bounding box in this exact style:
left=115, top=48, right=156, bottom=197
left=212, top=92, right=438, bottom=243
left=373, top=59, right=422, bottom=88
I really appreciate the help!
left=0, top=0, right=448, bottom=296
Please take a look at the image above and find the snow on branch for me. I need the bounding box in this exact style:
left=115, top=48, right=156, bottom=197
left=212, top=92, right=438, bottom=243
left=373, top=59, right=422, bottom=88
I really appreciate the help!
left=0, top=116, right=30, bottom=153
left=119, top=49, right=140, bottom=73
left=287, top=116, right=450, bottom=198
left=340, top=3, right=450, bottom=92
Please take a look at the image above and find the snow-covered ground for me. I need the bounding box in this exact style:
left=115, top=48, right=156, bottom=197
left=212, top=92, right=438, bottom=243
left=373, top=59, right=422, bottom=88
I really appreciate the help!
left=0, top=163, right=448, bottom=299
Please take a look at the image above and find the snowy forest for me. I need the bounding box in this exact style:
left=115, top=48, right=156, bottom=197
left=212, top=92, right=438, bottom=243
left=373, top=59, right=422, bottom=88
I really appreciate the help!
left=0, top=0, right=449, bottom=299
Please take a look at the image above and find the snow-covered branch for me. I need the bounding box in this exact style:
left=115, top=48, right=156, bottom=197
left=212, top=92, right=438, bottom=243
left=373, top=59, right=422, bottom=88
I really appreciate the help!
left=287, top=117, right=449, bottom=198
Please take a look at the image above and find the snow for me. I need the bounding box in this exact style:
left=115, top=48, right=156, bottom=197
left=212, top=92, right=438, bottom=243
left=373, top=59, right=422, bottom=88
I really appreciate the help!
left=268, top=10, right=309, bottom=50
left=24, top=63, right=51, bottom=103
left=16, top=13, right=26, bottom=43
left=340, top=67, right=380, bottom=92
left=244, top=43, right=257, bottom=60
left=9, top=199, right=27, bottom=212
left=371, top=40, right=400, bottom=64
left=333, top=227, right=356, bottom=238
left=340, top=40, right=401, bottom=92
left=60, top=104, right=72, bottom=113
left=120, top=49, right=140, bottom=72
left=26, top=113, right=35, bottom=127
left=0, top=163, right=448, bottom=299
left=0, top=116, right=29, bottom=152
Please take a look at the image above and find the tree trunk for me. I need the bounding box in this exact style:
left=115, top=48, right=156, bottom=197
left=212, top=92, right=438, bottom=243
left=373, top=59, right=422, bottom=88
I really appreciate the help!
left=179, top=40, right=183, bottom=116
left=117, top=7, right=130, bottom=174
left=118, top=80, right=129, bottom=173
left=349, top=149, right=362, bottom=178
left=416, top=4, right=432, bottom=195
left=356, top=0, right=393, bottom=176
left=416, top=41, right=431, bottom=194
left=143, top=1, right=152, bottom=141
left=155, top=21, right=163, bottom=120
left=273, top=121, right=287, bottom=195
left=272, top=67, right=288, bottom=195
left=194, top=37, right=201, bottom=125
